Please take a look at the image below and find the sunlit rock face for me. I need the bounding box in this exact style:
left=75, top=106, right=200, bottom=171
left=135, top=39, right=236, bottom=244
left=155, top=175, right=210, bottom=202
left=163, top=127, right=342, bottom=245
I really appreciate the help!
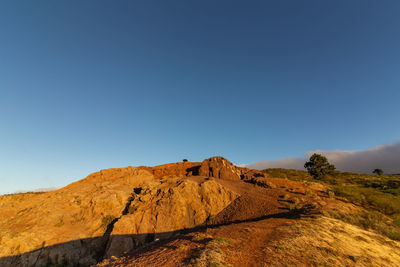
left=0, top=161, right=239, bottom=266
left=199, top=157, right=245, bottom=180
left=105, top=178, right=237, bottom=258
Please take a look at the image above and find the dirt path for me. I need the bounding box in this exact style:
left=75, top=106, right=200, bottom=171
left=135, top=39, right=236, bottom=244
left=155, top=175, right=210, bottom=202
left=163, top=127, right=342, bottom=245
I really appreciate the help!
left=96, top=217, right=293, bottom=266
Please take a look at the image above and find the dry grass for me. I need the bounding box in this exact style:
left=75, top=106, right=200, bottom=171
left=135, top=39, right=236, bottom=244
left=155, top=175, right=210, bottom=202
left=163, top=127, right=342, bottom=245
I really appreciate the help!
left=326, top=210, right=400, bottom=241
left=264, top=168, right=400, bottom=241
left=265, top=217, right=400, bottom=267
left=190, top=236, right=231, bottom=267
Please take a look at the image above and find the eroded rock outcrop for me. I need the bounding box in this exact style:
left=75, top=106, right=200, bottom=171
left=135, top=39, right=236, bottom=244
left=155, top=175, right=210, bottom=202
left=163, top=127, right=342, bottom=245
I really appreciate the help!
left=0, top=157, right=272, bottom=266
left=0, top=163, right=237, bottom=266
left=198, top=157, right=245, bottom=180
left=198, top=157, right=268, bottom=183
left=105, top=178, right=237, bottom=258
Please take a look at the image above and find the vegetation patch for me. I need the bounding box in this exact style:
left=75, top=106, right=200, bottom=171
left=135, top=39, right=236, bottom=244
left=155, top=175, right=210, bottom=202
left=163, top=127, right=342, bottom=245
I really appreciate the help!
left=263, top=168, right=313, bottom=181
left=190, top=236, right=231, bottom=267
left=327, top=210, right=400, bottom=241
left=263, top=155, right=400, bottom=241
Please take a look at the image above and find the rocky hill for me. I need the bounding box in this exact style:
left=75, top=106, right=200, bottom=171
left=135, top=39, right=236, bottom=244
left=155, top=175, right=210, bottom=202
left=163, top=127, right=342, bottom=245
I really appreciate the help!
left=1, top=157, right=400, bottom=266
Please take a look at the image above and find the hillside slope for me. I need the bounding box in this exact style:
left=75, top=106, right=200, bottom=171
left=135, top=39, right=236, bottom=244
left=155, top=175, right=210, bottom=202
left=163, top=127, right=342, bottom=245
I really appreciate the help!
left=1, top=157, right=400, bottom=267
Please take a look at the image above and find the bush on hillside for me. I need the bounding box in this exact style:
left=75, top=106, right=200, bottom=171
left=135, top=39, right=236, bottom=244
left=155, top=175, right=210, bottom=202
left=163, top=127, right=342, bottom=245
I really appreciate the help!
left=304, top=153, right=336, bottom=180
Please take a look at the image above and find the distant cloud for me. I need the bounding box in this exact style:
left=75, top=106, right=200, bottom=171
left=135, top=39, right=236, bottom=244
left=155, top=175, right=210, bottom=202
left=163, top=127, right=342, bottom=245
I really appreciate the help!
left=247, top=142, right=400, bottom=174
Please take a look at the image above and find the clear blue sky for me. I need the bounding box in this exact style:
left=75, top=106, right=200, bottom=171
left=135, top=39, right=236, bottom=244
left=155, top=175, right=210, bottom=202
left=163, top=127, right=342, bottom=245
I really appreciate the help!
left=1, top=1, right=399, bottom=194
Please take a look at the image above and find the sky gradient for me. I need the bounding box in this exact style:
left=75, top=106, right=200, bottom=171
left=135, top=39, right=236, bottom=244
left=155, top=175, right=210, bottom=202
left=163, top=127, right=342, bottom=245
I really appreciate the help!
left=1, top=1, right=400, bottom=194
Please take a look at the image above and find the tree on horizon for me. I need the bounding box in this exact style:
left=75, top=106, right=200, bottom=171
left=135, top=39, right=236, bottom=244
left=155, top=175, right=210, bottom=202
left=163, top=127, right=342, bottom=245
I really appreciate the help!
left=304, top=153, right=336, bottom=180
left=373, top=168, right=384, bottom=176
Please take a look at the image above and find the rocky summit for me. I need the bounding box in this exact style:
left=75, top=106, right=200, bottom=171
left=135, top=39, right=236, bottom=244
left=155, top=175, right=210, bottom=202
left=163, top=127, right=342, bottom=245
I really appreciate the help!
left=1, top=157, right=400, bottom=267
